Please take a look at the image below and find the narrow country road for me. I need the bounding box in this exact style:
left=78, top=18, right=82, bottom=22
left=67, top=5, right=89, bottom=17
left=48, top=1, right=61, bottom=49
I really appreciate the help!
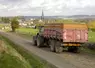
left=0, top=31, right=95, bottom=68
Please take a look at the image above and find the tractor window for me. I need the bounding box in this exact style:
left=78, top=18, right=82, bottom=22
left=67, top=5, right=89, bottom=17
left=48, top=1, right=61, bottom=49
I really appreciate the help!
left=38, top=26, right=44, bottom=33
left=40, top=27, right=44, bottom=33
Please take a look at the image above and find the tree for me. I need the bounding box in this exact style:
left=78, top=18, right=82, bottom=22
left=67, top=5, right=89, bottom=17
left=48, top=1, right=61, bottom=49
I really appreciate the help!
left=33, top=19, right=39, bottom=24
left=1, top=17, right=10, bottom=23
left=11, top=18, right=19, bottom=32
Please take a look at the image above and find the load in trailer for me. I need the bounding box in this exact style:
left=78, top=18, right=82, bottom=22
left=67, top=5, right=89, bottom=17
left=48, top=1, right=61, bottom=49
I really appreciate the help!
left=33, top=23, right=88, bottom=53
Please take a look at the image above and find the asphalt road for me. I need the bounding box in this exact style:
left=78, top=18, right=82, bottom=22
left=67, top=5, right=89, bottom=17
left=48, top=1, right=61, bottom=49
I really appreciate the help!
left=0, top=31, right=95, bottom=68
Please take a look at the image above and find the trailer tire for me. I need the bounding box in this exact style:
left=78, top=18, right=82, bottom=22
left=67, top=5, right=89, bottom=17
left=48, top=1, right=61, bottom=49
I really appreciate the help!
left=68, top=46, right=80, bottom=53
left=68, top=47, right=73, bottom=52
left=55, top=41, right=63, bottom=53
left=49, top=39, right=55, bottom=52
left=73, top=47, right=80, bottom=53
left=37, top=35, right=44, bottom=47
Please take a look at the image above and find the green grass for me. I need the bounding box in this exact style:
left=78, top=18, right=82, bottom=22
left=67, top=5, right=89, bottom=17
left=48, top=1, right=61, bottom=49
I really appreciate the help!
left=0, top=53, right=31, bottom=68
left=16, top=27, right=39, bottom=36
left=81, top=47, right=95, bottom=55
left=81, top=31, right=95, bottom=54
left=0, top=36, right=56, bottom=68
left=88, top=31, right=95, bottom=42
left=0, top=24, right=5, bottom=29
left=0, top=36, right=32, bottom=68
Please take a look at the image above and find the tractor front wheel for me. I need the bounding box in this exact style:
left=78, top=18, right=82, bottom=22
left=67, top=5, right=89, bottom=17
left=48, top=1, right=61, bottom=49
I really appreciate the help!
left=37, top=35, right=44, bottom=47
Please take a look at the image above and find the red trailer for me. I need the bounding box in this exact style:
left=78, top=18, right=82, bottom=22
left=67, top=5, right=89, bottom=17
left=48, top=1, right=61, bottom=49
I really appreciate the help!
left=33, top=23, right=88, bottom=53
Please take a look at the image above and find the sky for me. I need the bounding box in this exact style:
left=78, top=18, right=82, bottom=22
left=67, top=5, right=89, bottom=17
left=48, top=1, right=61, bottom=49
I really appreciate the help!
left=0, top=0, right=95, bottom=16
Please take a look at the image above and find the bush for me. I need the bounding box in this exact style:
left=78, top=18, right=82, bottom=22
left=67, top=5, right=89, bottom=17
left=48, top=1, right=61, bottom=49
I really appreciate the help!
left=90, top=28, right=95, bottom=32
left=83, top=43, right=95, bottom=50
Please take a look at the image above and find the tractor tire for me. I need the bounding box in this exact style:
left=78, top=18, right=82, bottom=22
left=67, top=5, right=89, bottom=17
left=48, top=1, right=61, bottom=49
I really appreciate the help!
left=32, top=36, right=37, bottom=46
left=55, top=41, right=63, bottom=53
left=37, top=35, right=44, bottom=47
left=49, top=39, right=55, bottom=52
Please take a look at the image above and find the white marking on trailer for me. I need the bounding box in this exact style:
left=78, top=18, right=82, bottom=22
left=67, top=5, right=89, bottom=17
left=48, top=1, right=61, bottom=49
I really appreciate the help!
left=64, top=32, right=67, bottom=39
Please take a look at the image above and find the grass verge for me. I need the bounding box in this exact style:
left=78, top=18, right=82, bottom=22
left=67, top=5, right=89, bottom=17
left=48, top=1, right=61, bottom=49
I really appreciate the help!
left=0, top=53, right=31, bottom=68
left=0, top=36, right=32, bottom=68
left=0, top=35, right=56, bottom=68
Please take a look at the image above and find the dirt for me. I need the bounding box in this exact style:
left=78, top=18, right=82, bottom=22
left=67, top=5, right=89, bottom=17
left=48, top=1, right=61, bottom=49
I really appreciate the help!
left=0, top=30, right=95, bottom=68
left=57, top=52, right=95, bottom=68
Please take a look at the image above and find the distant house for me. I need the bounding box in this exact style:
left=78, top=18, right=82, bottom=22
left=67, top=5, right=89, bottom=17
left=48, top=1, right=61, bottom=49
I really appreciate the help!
left=19, top=23, right=27, bottom=26
left=39, top=19, right=43, bottom=22
left=18, top=19, right=27, bottom=26
left=19, top=18, right=35, bottom=27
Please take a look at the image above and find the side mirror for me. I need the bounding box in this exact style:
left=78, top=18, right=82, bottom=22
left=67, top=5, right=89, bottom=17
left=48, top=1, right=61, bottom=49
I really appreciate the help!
left=37, top=33, right=39, bottom=35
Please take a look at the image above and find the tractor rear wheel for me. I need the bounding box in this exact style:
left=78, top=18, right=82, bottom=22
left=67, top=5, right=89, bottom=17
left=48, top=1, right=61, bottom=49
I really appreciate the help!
left=55, top=41, right=63, bottom=53
left=49, top=39, right=55, bottom=52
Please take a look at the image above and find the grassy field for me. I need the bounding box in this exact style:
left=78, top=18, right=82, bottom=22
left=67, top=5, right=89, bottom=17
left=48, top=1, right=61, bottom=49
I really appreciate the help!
left=16, top=27, right=39, bottom=36
left=88, top=31, right=95, bottom=42
left=0, top=36, right=56, bottom=68
left=0, top=24, right=5, bottom=29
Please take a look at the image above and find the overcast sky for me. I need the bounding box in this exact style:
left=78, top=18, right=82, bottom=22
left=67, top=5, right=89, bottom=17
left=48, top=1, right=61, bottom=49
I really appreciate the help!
left=0, top=0, right=95, bottom=16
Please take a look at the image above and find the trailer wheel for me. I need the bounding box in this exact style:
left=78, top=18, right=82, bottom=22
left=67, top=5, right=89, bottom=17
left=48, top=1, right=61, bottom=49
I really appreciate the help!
left=32, top=36, right=37, bottom=46
left=68, top=46, right=80, bottom=53
left=68, top=47, right=73, bottom=52
left=37, top=35, right=44, bottom=47
left=55, top=41, right=63, bottom=53
left=73, top=47, right=80, bottom=53
left=49, top=40, right=55, bottom=52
